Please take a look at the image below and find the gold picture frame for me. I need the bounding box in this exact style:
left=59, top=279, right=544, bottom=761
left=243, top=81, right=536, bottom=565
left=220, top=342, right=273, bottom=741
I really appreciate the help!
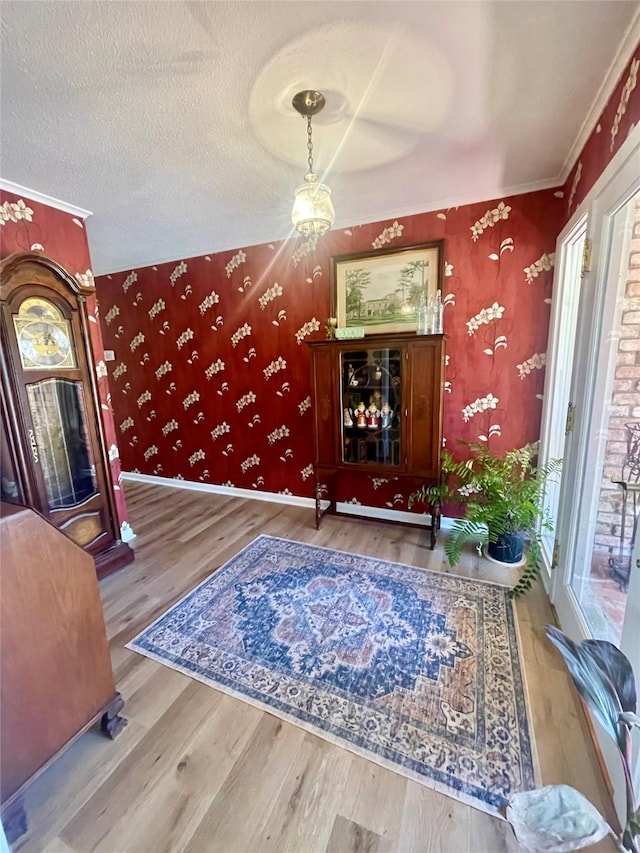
left=331, top=240, right=444, bottom=335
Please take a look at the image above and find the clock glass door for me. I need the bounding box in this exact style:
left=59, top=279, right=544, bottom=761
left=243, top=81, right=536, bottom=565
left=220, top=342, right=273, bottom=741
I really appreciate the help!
left=26, top=378, right=97, bottom=509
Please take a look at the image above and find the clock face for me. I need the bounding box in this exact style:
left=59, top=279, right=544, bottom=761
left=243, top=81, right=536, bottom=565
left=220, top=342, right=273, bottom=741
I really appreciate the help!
left=16, top=319, right=76, bottom=369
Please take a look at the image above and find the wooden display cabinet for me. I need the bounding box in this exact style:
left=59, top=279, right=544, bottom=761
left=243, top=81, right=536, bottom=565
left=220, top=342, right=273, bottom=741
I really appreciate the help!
left=307, top=332, right=445, bottom=546
left=0, top=253, right=133, bottom=578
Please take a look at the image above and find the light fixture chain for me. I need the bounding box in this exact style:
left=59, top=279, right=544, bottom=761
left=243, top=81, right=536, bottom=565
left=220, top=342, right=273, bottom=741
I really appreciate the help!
left=306, top=114, right=314, bottom=174
left=291, top=89, right=335, bottom=240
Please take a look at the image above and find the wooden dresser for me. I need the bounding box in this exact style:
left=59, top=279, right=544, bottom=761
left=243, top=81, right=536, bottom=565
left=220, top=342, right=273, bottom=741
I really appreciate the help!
left=0, top=502, right=126, bottom=842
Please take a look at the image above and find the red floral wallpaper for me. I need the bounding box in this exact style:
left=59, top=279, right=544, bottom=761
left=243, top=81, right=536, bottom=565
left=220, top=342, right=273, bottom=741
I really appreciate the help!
left=96, top=188, right=562, bottom=511
left=562, top=44, right=640, bottom=223
left=0, top=189, right=130, bottom=533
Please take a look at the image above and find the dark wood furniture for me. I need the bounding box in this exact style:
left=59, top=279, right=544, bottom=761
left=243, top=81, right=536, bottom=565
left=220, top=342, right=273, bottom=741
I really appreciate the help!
left=306, top=332, right=445, bottom=546
left=0, top=252, right=133, bottom=578
left=0, top=502, right=126, bottom=842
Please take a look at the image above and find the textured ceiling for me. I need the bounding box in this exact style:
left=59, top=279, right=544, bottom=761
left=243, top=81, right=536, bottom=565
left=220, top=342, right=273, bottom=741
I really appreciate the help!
left=1, top=1, right=638, bottom=274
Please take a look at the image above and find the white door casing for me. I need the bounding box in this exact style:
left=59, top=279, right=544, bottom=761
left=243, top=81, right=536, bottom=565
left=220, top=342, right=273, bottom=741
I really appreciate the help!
left=544, top=124, right=640, bottom=825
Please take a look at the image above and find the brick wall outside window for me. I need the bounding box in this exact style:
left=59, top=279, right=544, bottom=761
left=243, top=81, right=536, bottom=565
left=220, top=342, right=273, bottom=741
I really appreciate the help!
left=594, top=197, right=640, bottom=557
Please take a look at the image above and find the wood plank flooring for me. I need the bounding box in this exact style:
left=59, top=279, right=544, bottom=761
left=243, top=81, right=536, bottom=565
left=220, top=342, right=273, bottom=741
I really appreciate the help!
left=15, top=482, right=616, bottom=852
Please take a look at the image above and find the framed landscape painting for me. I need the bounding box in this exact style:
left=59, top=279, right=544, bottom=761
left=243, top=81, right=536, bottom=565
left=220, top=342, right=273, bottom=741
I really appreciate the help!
left=332, top=241, right=444, bottom=335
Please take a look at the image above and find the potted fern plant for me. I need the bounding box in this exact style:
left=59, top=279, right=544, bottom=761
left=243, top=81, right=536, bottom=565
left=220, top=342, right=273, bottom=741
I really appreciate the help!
left=409, top=442, right=562, bottom=597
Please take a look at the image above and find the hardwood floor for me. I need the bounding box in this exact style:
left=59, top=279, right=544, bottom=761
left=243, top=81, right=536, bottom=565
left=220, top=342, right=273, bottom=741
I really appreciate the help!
left=15, top=481, right=616, bottom=852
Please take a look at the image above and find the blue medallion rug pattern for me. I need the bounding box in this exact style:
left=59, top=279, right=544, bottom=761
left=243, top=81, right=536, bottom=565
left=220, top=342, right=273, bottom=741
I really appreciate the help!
left=127, top=535, right=536, bottom=815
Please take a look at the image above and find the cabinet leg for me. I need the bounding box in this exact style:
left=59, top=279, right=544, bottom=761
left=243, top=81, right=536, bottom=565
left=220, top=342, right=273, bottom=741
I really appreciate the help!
left=100, top=692, right=127, bottom=740
left=430, top=499, right=441, bottom=550
left=2, top=796, right=27, bottom=844
left=314, top=481, right=325, bottom=530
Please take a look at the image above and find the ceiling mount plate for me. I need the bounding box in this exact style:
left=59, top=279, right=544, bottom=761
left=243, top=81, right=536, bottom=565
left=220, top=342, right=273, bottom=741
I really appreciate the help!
left=292, top=90, right=326, bottom=118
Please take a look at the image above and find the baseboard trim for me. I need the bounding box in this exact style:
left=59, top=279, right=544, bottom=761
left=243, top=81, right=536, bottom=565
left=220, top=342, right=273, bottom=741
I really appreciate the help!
left=121, top=471, right=323, bottom=510
left=336, top=501, right=431, bottom=528
left=121, top=471, right=455, bottom=528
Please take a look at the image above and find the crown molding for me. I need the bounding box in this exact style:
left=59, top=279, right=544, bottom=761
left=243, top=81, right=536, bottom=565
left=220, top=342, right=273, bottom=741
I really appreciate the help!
left=560, top=7, right=640, bottom=182
left=0, top=179, right=92, bottom=219
left=335, top=177, right=564, bottom=230
left=98, top=177, right=563, bottom=276
left=559, top=121, right=640, bottom=237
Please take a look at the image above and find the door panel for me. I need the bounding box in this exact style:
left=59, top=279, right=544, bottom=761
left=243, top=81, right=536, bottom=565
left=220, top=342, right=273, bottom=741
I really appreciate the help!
left=407, top=338, right=443, bottom=477
left=554, top=188, right=639, bottom=643
left=537, top=216, right=586, bottom=577
left=549, top=135, right=640, bottom=823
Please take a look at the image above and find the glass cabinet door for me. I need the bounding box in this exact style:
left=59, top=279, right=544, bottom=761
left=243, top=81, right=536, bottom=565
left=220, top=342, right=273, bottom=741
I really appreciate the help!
left=340, top=347, right=402, bottom=466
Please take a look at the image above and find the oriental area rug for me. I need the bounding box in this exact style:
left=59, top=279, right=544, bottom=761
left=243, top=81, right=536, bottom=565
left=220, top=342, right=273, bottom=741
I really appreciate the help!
left=127, top=535, right=537, bottom=815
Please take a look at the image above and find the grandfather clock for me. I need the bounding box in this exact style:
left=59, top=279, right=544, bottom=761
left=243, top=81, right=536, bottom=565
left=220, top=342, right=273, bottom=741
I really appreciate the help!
left=0, top=252, right=133, bottom=577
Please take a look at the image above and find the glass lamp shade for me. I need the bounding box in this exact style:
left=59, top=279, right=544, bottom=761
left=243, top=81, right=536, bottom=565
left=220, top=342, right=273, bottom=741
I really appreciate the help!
left=291, top=173, right=335, bottom=239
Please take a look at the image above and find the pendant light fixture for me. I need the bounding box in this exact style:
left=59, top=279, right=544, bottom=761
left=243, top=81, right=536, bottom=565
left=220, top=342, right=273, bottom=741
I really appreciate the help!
left=291, top=90, right=335, bottom=243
